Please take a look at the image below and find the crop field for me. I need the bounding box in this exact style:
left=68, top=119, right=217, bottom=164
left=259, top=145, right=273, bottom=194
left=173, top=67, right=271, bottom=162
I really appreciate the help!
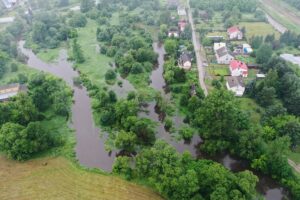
left=261, top=0, right=300, bottom=34
left=0, top=156, right=162, bottom=200
left=239, top=22, right=281, bottom=39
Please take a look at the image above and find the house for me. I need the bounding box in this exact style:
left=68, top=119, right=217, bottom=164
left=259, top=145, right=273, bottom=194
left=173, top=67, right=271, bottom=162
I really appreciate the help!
left=214, top=43, right=234, bottom=64
left=179, top=52, right=192, bottom=70
left=226, top=76, right=245, bottom=96
left=177, top=6, right=186, bottom=16
left=213, top=42, right=226, bottom=52
left=229, top=60, right=248, bottom=77
left=243, top=44, right=253, bottom=54
left=0, top=83, right=27, bottom=102
left=168, top=28, right=179, bottom=38
left=1, top=0, right=17, bottom=9
left=178, top=20, right=187, bottom=32
left=227, top=26, right=243, bottom=40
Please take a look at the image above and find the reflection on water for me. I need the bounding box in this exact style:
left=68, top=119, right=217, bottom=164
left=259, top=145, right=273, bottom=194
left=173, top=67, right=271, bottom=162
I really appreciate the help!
left=19, top=41, right=116, bottom=172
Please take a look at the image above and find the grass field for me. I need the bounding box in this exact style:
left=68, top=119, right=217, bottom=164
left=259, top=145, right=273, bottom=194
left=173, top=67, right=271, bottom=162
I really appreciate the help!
left=239, top=97, right=262, bottom=124
left=208, top=65, right=230, bottom=76
left=37, top=48, right=61, bottom=63
left=0, top=156, right=162, bottom=200
left=76, top=20, right=113, bottom=87
left=238, top=22, right=281, bottom=39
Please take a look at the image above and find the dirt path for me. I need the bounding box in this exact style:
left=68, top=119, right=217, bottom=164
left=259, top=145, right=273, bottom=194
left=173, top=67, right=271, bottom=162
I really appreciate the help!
left=265, top=14, right=287, bottom=34
left=288, top=159, right=300, bottom=174
left=261, top=0, right=300, bottom=27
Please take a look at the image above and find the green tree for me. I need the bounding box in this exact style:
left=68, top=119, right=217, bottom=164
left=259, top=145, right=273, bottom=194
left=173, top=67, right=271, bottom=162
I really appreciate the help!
left=72, top=39, right=85, bottom=63
left=256, top=44, right=272, bottom=64
left=164, top=39, right=178, bottom=55
left=80, top=0, right=94, bottom=13
left=115, top=130, right=137, bottom=152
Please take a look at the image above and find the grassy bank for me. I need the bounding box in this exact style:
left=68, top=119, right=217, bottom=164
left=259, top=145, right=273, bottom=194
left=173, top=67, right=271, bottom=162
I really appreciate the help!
left=0, top=156, right=162, bottom=200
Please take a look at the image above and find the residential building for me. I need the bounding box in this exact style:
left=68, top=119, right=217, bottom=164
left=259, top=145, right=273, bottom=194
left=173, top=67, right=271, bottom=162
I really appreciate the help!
left=227, top=26, right=243, bottom=40
left=214, top=43, right=234, bottom=64
left=1, top=0, right=17, bottom=9
left=178, top=20, right=187, bottom=32
left=0, top=83, right=27, bottom=102
left=177, top=6, right=186, bottom=16
left=168, top=28, right=179, bottom=38
left=229, top=60, right=248, bottom=77
left=179, top=52, right=192, bottom=70
left=226, top=76, right=245, bottom=96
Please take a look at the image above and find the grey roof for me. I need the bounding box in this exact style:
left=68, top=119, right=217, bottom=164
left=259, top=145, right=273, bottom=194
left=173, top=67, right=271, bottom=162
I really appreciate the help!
left=0, top=83, right=27, bottom=101
left=216, top=46, right=229, bottom=57
left=226, top=76, right=245, bottom=88
left=180, top=52, right=191, bottom=63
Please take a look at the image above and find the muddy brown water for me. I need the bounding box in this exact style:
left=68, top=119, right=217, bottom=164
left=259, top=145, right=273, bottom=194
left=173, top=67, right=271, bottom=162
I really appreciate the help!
left=149, top=42, right=289, bottom=200
left=18, top=41, right=116, bottom=172
left=19, top=40, right=288, bottom=199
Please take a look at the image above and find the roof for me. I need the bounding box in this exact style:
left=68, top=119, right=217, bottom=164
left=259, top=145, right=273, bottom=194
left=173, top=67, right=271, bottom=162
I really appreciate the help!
left=216, top=46, right=229, bottom=57
left=177, top=6, right=186, bottom=16
left=226, top=76, right=245, bottom=88
left=256, top=74, right=266, bottom=78
left=180, top=52, right=191, bottom=63
left=227, top=26, right=241, bottom=34
left=0, top=83, right=27, bottom=101
left=230, top=60, right=248, bottom=71
left=214, top=42, right=226, bottom=51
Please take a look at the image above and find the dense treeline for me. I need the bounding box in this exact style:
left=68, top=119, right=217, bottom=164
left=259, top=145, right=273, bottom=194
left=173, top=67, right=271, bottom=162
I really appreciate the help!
left=114, top=141, right=258, bottom=200
left=190, top=0, right=257, bottom=12
left=0, top=73, right=72, bottom=160
left=283, top=0, right=300, bottom=10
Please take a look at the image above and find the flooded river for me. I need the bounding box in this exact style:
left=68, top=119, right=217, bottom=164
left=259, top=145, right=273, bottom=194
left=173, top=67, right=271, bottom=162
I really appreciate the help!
left=18, top=41, right=116, bottom=172
left=19, top=40, right=288, bottom=199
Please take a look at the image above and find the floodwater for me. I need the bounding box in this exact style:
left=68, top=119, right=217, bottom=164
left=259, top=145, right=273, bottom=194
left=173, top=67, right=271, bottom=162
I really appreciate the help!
left=19, top=40, right=289, bottom=199
left=150, top=42, right=288, bottom=200
left=214, top=153, right=289, bottom=200
left=18, top=41, right=116, bottom=172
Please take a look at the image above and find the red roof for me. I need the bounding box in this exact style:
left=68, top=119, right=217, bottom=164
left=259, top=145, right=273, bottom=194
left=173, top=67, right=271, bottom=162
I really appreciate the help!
left=227, top=26, right=240, bottom=34
left=178, top=20, right=187, bottom=28
left=230, top=60, right=248, bottom=71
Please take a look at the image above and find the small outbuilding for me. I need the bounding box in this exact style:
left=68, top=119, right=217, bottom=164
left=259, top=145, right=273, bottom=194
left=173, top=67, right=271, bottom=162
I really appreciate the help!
left=0, top=83, right=27, bottom=102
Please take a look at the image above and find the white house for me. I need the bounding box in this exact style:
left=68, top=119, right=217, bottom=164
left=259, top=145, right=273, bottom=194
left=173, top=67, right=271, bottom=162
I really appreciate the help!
left=214, top=43, right=234, bottom=64
left=179, top=52, right=192, bottom=70
left=168, top=30, right=179, bottom=38
left=177, top=6, right=187, bottom=16
left=213, top=42, right=226, bottom=52
left=229, top=60, right=248, bottom=77
left=226, top=76, right=245, bottom=96
left=227, top=26, right=243, bottom=40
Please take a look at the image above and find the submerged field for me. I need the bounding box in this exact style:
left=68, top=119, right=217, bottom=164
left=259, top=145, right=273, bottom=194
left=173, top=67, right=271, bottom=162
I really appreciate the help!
left=0, top=156, right=162, bottom=200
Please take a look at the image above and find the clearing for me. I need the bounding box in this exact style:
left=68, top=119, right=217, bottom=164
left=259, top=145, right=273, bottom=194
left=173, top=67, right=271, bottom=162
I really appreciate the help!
left=238, top=22, right=281, bottom=39
left=0, top=156, right=162, bottom=200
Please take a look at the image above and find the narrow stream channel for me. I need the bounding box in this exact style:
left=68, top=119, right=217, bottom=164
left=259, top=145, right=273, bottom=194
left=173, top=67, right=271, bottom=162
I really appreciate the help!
left=18, top=41, right=116, bottom=172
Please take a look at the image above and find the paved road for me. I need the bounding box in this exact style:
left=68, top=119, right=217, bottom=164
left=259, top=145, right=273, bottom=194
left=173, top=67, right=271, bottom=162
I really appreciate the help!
left=187, top=0, right=208, bottom=96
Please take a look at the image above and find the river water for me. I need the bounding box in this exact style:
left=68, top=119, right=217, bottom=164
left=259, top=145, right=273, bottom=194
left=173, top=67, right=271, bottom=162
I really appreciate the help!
left=19, top=41, right=288, bottom=199
left=18, top=41, right=116, bottom=172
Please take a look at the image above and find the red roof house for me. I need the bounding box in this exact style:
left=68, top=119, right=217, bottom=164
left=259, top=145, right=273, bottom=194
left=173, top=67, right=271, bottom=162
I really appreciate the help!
left=227, top=26, right=243, bottom=40
left=229, top=60, right=248, bottom=77
left=178, top=20, right=187, bottom=32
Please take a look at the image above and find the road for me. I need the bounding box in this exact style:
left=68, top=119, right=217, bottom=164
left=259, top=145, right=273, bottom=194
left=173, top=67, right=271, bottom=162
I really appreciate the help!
left=265, top=14, right=287, bottom=34
left=187, top=0, right=208, bottom=96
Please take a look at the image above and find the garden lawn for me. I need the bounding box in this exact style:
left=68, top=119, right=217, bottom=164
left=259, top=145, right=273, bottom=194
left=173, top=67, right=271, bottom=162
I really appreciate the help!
left=238, top=22, right=280, bottom=39
left=208, top=65, right=230, bottom=76
left=239, top=97, right=262, bottom=124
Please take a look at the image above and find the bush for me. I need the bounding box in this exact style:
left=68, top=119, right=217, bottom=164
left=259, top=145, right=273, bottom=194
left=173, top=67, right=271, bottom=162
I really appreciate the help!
left=10, top=63, right=18, bottom=72
left=105, top=69, right=117, bottom=82
left=179, top=126, right=194, bottom=140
